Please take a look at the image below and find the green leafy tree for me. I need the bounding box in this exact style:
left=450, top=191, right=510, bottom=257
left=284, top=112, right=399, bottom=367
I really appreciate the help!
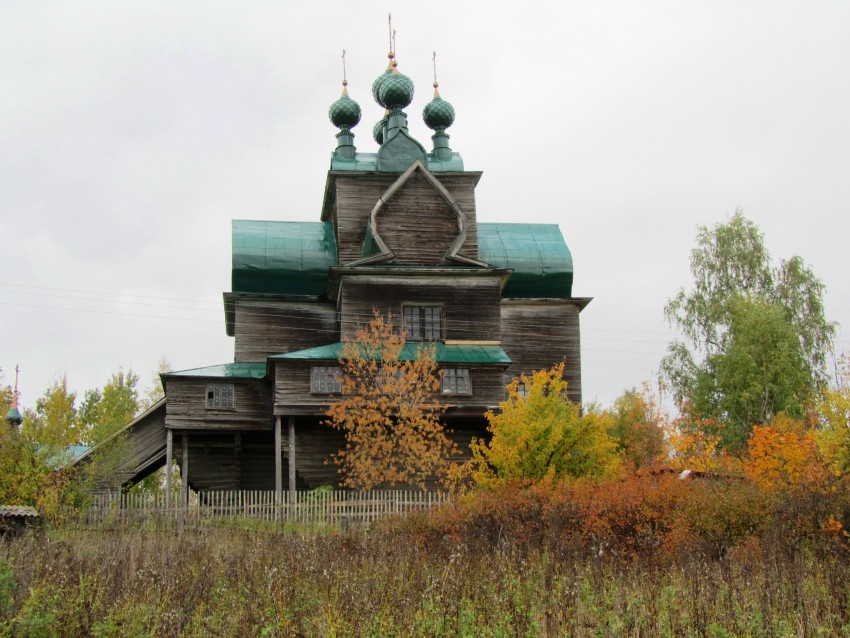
left=0, top=423, right=51, bottom=506
left=20, top=375, right=79, bottom=448
left=607, top=384, right=667, bottom=469
left=0, top=384, right=13, bottom=422
left=78, top=368, right=140, bottom=445
left=468, top=364, right=621, bottom=486
left=818, top=353, right=850, bottom=474
left=141, top=356, right=172, bottom=410
left=662, top=211, right=836, bottom=452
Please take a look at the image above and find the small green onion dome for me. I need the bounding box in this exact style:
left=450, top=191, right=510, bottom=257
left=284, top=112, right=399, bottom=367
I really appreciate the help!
left=5, top=407, right=22, bottom=426
left=328, top=84, right=361, bottom=128
left=423, top=86, right=455, bottom=129
left=373, top=118, right=386, bottom=144
left=377, top=70, right=414, bottom=110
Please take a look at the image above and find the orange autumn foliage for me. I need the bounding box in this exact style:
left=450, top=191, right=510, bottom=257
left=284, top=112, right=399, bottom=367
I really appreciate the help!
left=744, top=414, right=835, bottom=492
left=325, top=311, right=456, bottom=490
left=665, top=417, right=724, bottom=473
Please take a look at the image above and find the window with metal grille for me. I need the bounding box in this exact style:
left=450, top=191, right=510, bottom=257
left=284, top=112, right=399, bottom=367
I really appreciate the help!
left=403, top=305, right=442, bottom=341
left=311, top=366, right=342, bottom=394
left=441, top=368, right=472, bottom=395
left=206, top=383, right=235, bottom=409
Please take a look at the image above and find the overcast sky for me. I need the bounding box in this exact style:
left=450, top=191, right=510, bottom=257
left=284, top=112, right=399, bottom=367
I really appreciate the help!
left=2, top=1, right=849, bottom=411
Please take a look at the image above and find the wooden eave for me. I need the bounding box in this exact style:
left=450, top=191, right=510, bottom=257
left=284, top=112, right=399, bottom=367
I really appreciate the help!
left=500, top=296, right=593, bottom=312
left=326, top=265, right=514, bottom=302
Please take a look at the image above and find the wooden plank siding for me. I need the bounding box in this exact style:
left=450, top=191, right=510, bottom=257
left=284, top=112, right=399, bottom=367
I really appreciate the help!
left=500, top=299, right=583, bottom=404
left=333, top=175, right=395, bottom=264
left=164, top=378, right=273, bottom=431
left=375, top=171, right=462, bottom=265
left=274, top=359, right=506, bottom=416
left=75, top=401, right=169, bottom=491
left=332, top=173, right=480, bottom=265
left=180, top=431, right=284, bottom=491
left=338, top=274, right=503, bottom=341
left=432, top=174, right=479, bottom=259
left=233, top=297, right=338, bottom=362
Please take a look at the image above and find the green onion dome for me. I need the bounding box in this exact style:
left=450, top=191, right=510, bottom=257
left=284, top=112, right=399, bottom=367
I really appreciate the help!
left=373, top=117, right=386, bottom=144
left=423, top=85, right=455, bottom=129
left=5, top=407, right=22, bottom=426
left=378, top=70, right=414, bottom=110
left=372, top=53, right=395, bottom=103
left=328, top=83, right=361, bottom=128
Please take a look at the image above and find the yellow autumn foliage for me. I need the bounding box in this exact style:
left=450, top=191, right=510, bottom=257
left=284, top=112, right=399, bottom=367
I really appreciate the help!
left=467, top=363, right=621, bottom=487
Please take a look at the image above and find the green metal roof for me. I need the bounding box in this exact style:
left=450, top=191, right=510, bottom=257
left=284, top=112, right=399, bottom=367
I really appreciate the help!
left=272, top=342, right=511, bottom=365
left=478, top=223, right=573, bottom=298
left=163, top=362, right=267, bottom=379
left=231, top=220, right=573, bottom=299
left=232, top=220, right=337, bottom=296
left=331, top=152, right=464, bottom=172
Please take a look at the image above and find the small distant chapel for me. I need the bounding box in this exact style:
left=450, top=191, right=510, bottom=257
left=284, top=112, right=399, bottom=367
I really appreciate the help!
left=83, top=47, right=590, bottom=497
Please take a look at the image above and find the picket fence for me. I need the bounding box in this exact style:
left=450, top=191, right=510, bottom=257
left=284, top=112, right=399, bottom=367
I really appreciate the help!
left=83, top=490, right=449, bottom=527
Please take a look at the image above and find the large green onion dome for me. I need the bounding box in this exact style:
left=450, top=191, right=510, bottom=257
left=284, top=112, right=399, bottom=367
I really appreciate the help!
left=372, top=53, right=395, bottom=103
left=328, top=82, right=361, bottom=128
left=377, top=67, right=414, bottom=110
left=423, top=84, right=455, bottom=129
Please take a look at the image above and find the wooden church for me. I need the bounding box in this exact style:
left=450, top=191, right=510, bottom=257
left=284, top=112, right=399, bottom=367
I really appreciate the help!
left=79, top=49, right=590, bottom=499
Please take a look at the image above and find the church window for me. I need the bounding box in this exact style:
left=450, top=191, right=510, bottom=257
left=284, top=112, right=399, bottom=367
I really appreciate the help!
left=311, top=366, right=342, bottom=394
left=441, top=368, right=471, bottom=395
left=403, top=305, right=442, bottom=340
left=206, top=383, right=235, bottom=409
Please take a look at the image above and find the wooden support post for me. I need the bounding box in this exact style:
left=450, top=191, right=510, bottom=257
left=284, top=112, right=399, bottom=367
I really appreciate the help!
left=274, top=416, right=282, bottom=511
left=181, top=432, right=189, bottom=508
left=288, top=416, right=296, bottom=508
left=165, top=429, right=173, bottom=509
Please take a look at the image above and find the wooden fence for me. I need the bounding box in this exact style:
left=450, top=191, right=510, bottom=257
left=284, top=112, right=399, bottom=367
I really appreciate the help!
left=82, top=490, right=450, bottom=528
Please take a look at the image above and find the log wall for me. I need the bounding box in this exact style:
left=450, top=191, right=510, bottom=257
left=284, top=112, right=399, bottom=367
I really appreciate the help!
left=338, top=274, right=503, bottom=341
left=500, top=299, right=583, bottom=404
left=376, top=172, right=459, bottom=265
left=233, top=298, right=338, bottom=362
left=333, top=173, right=479, bottom=265
left=165, top=378, right=273, bottom=431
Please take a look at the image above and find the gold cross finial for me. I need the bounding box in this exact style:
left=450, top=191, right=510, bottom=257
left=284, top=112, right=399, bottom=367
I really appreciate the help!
left=341, top=49, right=348, bottom=91
left=432, top=51, right=440, bottom=96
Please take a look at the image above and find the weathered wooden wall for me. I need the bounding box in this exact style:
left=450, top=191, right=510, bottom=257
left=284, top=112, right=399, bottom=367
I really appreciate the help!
left=500, top=299, right=583, bottom=404
left=273, top=360, right=335, bottom=413
left=338, top=274, right=503, bottom=341
left=333, top=174, right=393, bottom=264
left=281, top=419, right=345, bottom=489
left=76, top=401, right=168, bottom=490
left=169, top=417, right=488, bottom=492
left=233, top=298, right=338, bottom=362
left=332, top=172, right=479, bottom=265
left=164, top=378, right=273, bottom=431
left=433, top=174, right=479, bottom=259
left=376, top=172, right=460, bottom=264
left=181, top=431, right=288, bottom=492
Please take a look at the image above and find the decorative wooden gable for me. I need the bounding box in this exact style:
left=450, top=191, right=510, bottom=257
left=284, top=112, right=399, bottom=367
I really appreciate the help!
left=354, top=160, right=486, bottom=267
